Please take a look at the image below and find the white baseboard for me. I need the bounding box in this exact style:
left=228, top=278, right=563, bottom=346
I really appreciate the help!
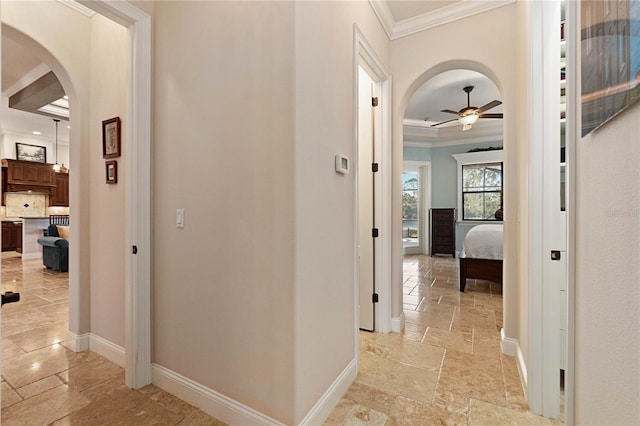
left=500, top=328, right=518, bottom=356
left=65, top=330, right=90, bottom=352
left=152, top=364, right=286, bottom=426
left=299, top=358, right=357, bottom=425
left=391, top=312, right=405, bottom=333
left=500, top=328, right=527, bottom=398
left=21, top=253, right=41, bottom=261
left=90, top=334, right=126, bottom=367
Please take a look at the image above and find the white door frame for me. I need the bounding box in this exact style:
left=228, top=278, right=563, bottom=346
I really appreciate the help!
left=353, top=26, right=392, bottom=344
left=527, top=0, right=567, bottom=418
left=79, top=0, right=152, bottom=389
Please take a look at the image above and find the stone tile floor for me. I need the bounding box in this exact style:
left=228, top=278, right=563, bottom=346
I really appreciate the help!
left=325, top=255, right=563, bottom=425
left=1, top=252, right=225, bottom=425
left=1, top=251, right=563, bottom=425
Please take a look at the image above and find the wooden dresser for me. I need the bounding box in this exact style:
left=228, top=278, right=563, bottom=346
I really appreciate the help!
left=430, top=208, right=456, bottom=258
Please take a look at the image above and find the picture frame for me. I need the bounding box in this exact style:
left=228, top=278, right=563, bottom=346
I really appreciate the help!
left=105, top=160, right=118, bottom=184
left=16, top=143, right=47, bottom=163
left=102, top=117, right=121, bottom=158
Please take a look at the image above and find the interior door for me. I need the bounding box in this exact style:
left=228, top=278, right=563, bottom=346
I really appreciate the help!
left=358, top=66, right=375, bottom=331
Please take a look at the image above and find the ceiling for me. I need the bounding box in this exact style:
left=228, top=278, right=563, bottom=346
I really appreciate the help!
left=0, top=0, right=508, bottom=149
left=2, top=29, right=70, bottom=145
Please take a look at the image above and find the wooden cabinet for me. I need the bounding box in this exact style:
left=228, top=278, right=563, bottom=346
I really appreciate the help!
left=51, top=173, right=69, bottom=207
left=2, top=221, right=22, bottom=252
left=430, top=208, right=456, bottom=258
left=1, top=159, right=55, bottom=195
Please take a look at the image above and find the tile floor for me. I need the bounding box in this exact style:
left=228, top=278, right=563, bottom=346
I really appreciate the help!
left=1, top=252, right=225, bottom=425
left=2, top=251, right=563, bottom=425
left=326, top=255, right=563, bottom=425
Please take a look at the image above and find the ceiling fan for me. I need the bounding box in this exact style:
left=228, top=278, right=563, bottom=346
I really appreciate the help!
left=429, top=85, right=503, bottom=131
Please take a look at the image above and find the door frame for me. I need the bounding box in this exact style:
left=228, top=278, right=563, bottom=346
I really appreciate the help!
left=79, top=0, right=152, bottom=389
left=353, top=25, right=392, bottom=345
left=527, top=0, right=574, bottom=419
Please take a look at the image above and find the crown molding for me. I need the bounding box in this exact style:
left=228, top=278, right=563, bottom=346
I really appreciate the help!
left=369, top=0, right=515, bottom=40
left=403, top=118, right=503, bottom=148
left=57, top=0, right=95, bottom=17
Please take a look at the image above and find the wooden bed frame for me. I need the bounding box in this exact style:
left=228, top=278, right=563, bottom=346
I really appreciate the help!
left=459, top=257, right=503, bottom=292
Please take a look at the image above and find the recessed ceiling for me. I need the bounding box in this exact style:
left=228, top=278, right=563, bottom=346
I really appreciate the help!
left=385, top=1, right=462, bottom=22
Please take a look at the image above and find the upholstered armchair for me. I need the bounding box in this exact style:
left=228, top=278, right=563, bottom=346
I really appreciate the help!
left=37, top=224, right=69, bottom=272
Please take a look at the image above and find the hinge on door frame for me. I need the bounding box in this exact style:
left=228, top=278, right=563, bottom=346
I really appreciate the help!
left=372, top=228, right=379, bottom=238
left=372, top=97, right=379, bottom=107
left=132, top=245, right=138, bottom=255
left=372, top=163, right=379, bottom=173
left=372, top=293, right=379, bottom=303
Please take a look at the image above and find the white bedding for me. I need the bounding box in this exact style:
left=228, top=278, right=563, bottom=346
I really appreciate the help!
left=461, top=224, right=503, bottom=260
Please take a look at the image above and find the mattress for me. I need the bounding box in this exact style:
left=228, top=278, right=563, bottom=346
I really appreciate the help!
left=461, top=224, right=503, bottom=260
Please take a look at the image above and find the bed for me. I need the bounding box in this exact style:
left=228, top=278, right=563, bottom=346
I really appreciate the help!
left=459, top=224, right=503, bottom=292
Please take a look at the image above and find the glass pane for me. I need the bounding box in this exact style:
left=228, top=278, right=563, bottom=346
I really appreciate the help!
left=403, top=172, right=419, bottom=248
left=463, top=166, right=484, bottom=190
left=485, top=192, right=502, bottom=219
left=463, top=193, right=485, bottom=220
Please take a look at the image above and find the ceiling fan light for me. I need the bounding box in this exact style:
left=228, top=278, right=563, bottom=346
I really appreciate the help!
left=458, top=113, right=479, bottom=126
left=462, top=123, right=473, bottom=131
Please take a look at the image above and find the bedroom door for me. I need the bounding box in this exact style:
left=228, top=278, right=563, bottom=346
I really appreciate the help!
left=358, top=66, right=376, bottom=331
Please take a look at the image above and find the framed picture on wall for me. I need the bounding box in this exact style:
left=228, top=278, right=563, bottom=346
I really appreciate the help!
left=102, top=117, right=121, bottom=158
left=105, top=160, right=117, bottom=184
left=16, top=143, right=47, bottom=163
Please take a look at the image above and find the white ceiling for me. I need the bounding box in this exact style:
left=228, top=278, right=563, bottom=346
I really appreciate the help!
left=0, top=0, right=507, bottom=149
left=2, top=25, right=70, bottom=145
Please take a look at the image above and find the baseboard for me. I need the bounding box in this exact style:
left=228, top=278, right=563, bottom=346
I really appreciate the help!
left=152, top=364, right=286, bottom=426
left=500, top=328, right=518, bottom=356
left=391, top=312, right=405, bottom=333
left=65, top=330, right=90, bottom=352
left=90, top=334, right=126, bottom=367
left=501, top=329, right=528, bottom=398
left=299, top=358, right=357, bottom=425
left=21, top=253, right=41, bottom=261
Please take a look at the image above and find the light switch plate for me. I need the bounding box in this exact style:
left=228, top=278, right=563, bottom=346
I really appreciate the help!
left=176, top=209, right=185, bottom=228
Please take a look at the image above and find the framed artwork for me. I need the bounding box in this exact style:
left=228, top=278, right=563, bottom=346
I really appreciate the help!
left=102, top=117, right=121, bottom=158
left=105, top=160, right=118, bottom=184
left=581, top=0, right=640, bottom=136
left=16, top=143, right=47, bottom=163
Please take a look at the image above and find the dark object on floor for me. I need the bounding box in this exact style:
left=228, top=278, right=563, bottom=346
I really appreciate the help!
left=1, top=291, right=20, bottom=306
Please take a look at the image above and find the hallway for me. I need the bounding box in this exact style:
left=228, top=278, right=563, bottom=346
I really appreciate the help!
left=326, top=255, right=560, bottom=425
left=0, top=252, right=224, bottom=425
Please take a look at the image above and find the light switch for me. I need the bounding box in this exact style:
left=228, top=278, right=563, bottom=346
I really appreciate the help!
left=176, top=209, right=185, bottom=228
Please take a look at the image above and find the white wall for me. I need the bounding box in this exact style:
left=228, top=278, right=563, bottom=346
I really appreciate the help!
left=389, top=3, right=520, bottom=343
left=292, top=2, right=389, bottom=422
left=1, top=131, right=70, bottom=167
left=574, top=101, right=640, bottom=423
left=88, top=14, right=128, bottom=349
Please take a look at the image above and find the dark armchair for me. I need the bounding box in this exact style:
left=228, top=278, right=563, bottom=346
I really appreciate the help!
left=37, top=224, right=69, bottom=272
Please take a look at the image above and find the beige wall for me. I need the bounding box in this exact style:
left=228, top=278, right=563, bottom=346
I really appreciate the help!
left=88, top=14, right=128, bottom=347
left=152, top=2, right=296, bottom=422
left=574, top=102, right=640, bottom=422
left=389, top=4, right=520, bottom=342
left=292, top=1, right=388, bottom=422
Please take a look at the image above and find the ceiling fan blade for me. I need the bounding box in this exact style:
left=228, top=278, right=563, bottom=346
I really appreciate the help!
left=479, top=113, right=503, bottom=119
left=476, top=100, right=502, bottom=114
left=430, top=118, right=459, bottom=127
left=440, top=109, right=461, bottom=116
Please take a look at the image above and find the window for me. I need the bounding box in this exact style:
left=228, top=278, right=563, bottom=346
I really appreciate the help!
left=402, top=172, right=419, bottom=248
left=462, top=163, right=503, bottom=220
left=452, top=149, right=504, bottom=222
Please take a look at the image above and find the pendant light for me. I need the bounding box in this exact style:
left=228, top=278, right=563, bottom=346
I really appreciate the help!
left=53, top=119, right=61, bottom=172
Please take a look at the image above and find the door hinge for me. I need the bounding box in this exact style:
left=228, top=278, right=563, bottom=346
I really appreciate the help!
left=372, top=163, right=379, bottom=173
left=551, top=250, right=561, bottom=261
left=372, top=228, right=379, bottom=238
left=372, top=97, right=379, bottom=107
left=372, top=293, right=379, bottom=303
left=132, top=245, right=138, bottom=255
